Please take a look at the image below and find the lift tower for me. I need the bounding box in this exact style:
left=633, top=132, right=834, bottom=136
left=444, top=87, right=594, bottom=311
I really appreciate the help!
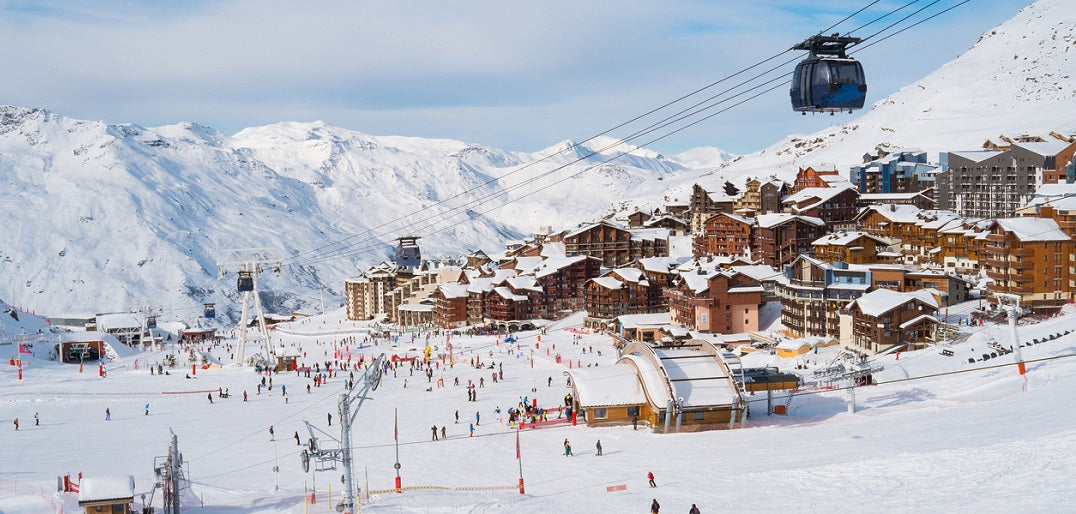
left=217, top=249, right=281, bottom=366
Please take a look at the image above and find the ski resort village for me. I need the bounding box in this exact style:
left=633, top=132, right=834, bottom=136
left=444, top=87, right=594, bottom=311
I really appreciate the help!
left=4, top=1, right=1076, bottom=513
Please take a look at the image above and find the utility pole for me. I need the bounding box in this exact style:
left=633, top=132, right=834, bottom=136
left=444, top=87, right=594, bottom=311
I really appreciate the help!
left=994, top=292, right=1027, bottom=375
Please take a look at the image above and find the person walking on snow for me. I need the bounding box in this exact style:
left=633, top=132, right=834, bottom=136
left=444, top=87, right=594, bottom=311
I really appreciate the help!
left=564, top=439, right=573, bottom=456
left=595, top=440, right=602, bottom=456
left=441, top=426, right=446, bottom=439
left=469, top=423, right=474, bottom=437
left=13, top=418, right=18, bottom=430
left=208, top=393, right=213, bottom=404
left=689, top=504, right=701, bottom=514
left=294, top=431, right=301, bottom=446
left=650, top=498, right=660, bottom=514
left=475, top=411, right=480, bottom=426
left=269, top=425, right=275, bottom=440
left=431, top=425, right=439, bottom=441
left=455, top=410, right=459, bottom=424
left=648, top=471, right=656, bottom=487
left=328, top=412, right=333, bottom=426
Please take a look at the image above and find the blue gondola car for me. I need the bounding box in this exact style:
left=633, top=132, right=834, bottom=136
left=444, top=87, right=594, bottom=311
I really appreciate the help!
left=204, top=303, right=216, bottom=319
left=790, top=34, right=866, bottom=114
left=237, top=271, right=254, bottom=292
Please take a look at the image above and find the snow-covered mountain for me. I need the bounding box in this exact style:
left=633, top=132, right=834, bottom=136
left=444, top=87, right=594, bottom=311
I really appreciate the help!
left=0, top=109, right=716, bottom=319
left=2, top=0, right=1070, bottom=320
left=686, top=0, right=1076, bottom=192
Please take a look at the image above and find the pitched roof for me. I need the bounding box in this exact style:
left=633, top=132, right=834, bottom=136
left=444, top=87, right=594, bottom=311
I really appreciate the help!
left=993, top=218, right=1071, bottom=242
left=848, top=288, right=938, bottom=318
left=755, top=213, right=825, bottom=228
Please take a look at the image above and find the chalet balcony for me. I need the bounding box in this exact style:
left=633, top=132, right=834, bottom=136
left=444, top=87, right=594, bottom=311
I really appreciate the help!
left=987, top=284, right=1039, bottom=295
left=984, top=245, right=1033, bottom=257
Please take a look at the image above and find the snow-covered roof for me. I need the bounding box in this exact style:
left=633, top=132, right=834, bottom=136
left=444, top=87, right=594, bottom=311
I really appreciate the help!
left=534, top=255, right=589, bottom=278
left=993, top=218, right=1070, bottom=242
left=899, top=314, right=940, bottom=329
left=78, top=475, right=134, bottom=502
left=727, top=286, right=765, bottom=294
left=591, top=276, right=623, bottom=290
left=437, top=283, right=470, bottom=299
left=654, top=349, right=736, bottom=408
left=812, top=230, right=887, bottom=248
left=619, top=353, right=671, bottom=406
left=782, top=184, right=856, bottom=211
left=729, top=265, right=780, bottom=282
left=629, top=227, right=670, bottom=241
left=1013, top=140, right=1072, bottom=157
left=567, top=365, right=647, bottom=407
left=755, top=213, right=825, bottom=228
left=949, top=150, right=1004, bottom=162
left=860, top=204, right=923, bottom=224
left=505, top=276, right=542, bottom=291
left=492, top=287, right=528, bottom=302
left=848, top=288, right=938, bottom=317
left=57, top=330, right=122, bottom=345
left=612, top=267, right=646, bottom=283
left=618, top=312, right=670, bottom=329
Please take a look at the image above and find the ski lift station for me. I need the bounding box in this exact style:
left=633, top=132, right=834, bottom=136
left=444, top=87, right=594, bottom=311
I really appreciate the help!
left=564, top=341, right=741, bottom=432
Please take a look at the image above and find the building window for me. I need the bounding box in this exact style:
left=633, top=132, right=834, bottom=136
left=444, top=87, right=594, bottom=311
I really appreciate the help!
left=593, top=408, right=607, bottom=419
left=693, top=411, right=705, bottom=421
left=627, top=406, right=640, bottom=418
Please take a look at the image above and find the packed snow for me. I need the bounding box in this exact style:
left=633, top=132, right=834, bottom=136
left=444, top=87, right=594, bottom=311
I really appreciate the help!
left=3, top=302, right=1076, bottom=513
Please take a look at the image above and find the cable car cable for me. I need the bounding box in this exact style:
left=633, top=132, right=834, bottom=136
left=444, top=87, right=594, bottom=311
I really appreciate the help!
left=284, top=0, right=968, bottom=267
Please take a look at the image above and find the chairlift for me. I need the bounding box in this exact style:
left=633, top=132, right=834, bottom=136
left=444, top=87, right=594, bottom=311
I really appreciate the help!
left=790, top=34, right=867, bottom=114
left=237, top=271, right=254, bottom=292
left=204, top=303, right=216, bottom=319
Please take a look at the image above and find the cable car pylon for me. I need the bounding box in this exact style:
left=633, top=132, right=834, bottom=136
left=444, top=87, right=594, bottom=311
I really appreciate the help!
left=217, top=249, right=282, bottom=367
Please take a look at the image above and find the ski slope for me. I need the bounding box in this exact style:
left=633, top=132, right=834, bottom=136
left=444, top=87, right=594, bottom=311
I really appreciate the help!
left=2, top=305, right=1076, bottom=513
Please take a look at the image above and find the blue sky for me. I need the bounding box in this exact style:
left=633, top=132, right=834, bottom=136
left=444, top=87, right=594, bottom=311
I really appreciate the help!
left=0, top=0, right=1030, bottom=155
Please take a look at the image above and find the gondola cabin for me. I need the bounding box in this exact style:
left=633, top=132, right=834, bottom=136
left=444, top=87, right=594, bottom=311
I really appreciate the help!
left=237, top=271, right=254, bottom=292
left=204, top=303, right=216, bottom=319
left=790, top=34, right=866, bottom=114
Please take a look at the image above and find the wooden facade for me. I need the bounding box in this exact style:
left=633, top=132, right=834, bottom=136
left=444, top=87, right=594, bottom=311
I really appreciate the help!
left=984, top=218, right=1073, bottom=313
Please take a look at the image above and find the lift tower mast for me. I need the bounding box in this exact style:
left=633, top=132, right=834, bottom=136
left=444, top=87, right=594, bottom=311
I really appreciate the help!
left=217, top=249, right=281, bottom=366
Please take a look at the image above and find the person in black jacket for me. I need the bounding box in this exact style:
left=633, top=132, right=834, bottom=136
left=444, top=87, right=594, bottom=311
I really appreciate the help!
left=650, top=498, right=660, bottom=513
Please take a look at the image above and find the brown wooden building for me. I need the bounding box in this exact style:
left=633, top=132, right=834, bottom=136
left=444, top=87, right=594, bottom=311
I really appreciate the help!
left=984, top=218, right=1073, bottom=314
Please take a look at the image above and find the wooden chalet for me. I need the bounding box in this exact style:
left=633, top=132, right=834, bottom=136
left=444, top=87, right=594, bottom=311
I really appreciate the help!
left=845, top=288, right=939, bottom=354
left=754, top=213, right=826, bottom=267
left=693, top=212, right=755, bottom=258
left=666, top=267, right=763, bottom=334
left=811, top=231, right=893, bottom=265
left=782, top=184, right=860, bottom=227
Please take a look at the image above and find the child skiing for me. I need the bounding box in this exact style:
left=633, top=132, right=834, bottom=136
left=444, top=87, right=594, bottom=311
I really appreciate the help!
left=648, top=471, right=656, bottom=487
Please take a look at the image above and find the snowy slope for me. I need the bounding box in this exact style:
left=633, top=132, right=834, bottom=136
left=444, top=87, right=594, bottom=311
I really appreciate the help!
left=0, top=110, right=713, bottom=318
left=2, top=306, right=1075, bottom=513
left=677, top=0, right=1076, bottom=193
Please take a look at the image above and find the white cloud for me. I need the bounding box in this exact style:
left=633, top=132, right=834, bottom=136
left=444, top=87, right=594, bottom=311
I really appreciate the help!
left=0, top=0, right=1032, bottom=154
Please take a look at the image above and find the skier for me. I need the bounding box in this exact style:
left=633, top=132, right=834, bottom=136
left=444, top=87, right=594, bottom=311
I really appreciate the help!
left=469, top=423, right=474, bottom=437
left=243, top=390, right=248, bottom=402
left=294, top=431, right=301, bottom=445
left=563, top=439, right=573, bottom=456
left=13, top=418, right=17, bottom=430
left=475, top=411, right=480, bottom=426
left=34, top=413, right=39, bottom=426
left=455, top=410, right=459, bottom=424
left=441, top=426, right=446, bottom=439
left=269, top=425, right=275, bottom=440
left=105, top=408, right=111, bottom=421
left=208, top=393, right=213, bottom=404
left=328, top=412, right=333, bottom=426
left=432, top=425, right=439, bottom=441
left=548, top=376, right=552, bottom=387
left=650, top=498, right=660, bottom=514
left=689, top=504, right=701, bottom=514
left=648, top=471, right=656, bottom=487
left=144, top=403, right=150, bottom=416
left=595, top=439, right=602, bottom=456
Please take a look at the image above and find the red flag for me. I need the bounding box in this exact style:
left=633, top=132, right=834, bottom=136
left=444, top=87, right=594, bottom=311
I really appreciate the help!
left=515, top=428, right=520, bottom=460
left=18, top=344, right=31, bottom=354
